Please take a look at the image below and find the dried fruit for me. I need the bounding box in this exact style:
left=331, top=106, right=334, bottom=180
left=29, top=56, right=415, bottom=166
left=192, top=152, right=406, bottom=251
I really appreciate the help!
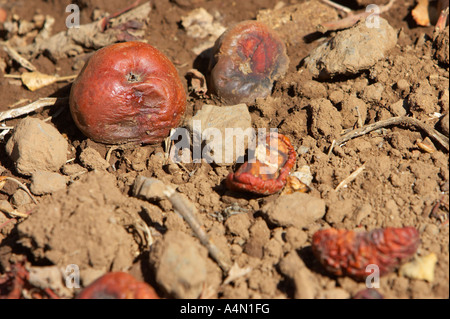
left=352, top=288, right=383, bottom=299
left=0, top=261, right=59, bottom=299
left=77, top=272, right=159, bottom=299
left=209, top=21, right=289, bottom=104
left=70, top=41, right=186, bottom=144
left=226, top=132, right=296, bottom=195
left=312, top=227, right=420, bottom=280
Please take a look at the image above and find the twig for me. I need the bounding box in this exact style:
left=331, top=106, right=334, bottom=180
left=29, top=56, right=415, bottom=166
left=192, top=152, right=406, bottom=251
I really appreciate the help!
left=0, top=208, right=29, bottom=218
left=105, top=145, right=122, bottom=163
left=0, top=97, right=57, bottom=122
left=319, top=0, right=396, bottom=32
left=327, top=139, right=336, bottom=157
left=434, top=6, right=449, bottom=38
left=335, top=164, right=366, bottom=191
left=320, top=0, right=352, bottom=13
left=99, top=0, right=142, bottom=31
left=163, top=186, right=232, bottom=273
left=333, top=116, right=449, bottom=152
left=132, top=175, right=232, bottom=273
left=0, top=176, right=37, bottom=204
left=0, top=41, right=37, bottom=72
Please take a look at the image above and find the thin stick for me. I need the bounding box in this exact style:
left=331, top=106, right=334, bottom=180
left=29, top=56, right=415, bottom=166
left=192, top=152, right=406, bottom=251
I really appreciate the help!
left=0, top=208, right=29, bottom=218
left=319, top=0, right=396, bottom=32
left=0, top=97, right=57, bottom=122
left=54, top=74, right=78, bottom=82
left=334, top=116, right=449, bottom=152
left=320, top=0, right=352, bottom=13
left=0, top=41, right=37, bottom=72
left=435, top=6, right=449, bottom=35
left=105, top=146, right=121, bottom=163
left=335, top=164, right=366, bottom=191
left=0, top=176, right=37, bottom=204
left=163, top=186, right=232, bottom=273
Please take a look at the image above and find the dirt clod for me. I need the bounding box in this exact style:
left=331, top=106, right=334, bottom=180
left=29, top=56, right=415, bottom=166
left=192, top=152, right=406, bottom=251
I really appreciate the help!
left=30, top=170, right=67, bottom=195
left=17, top=171, right=139, bottom=272
left=5, top=117, right=68, bottom=176
left=262, top=192, right=326, bottom=229
left=149, top=230, right=209, bottom=299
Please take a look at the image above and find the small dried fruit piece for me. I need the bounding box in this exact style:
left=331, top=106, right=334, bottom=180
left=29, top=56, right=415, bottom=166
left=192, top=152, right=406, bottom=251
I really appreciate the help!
left=226, top=132, right=296, bottom=195
left=77, top=272, right=159, bottom=299
left=312, top=227, right=420, bottom=280
left=209, top=21, right=289, bottom=104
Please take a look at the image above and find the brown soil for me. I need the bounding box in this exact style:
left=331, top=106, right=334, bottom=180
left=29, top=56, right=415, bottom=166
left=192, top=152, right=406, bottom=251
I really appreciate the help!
left=0, top=0, right=448, bottom=299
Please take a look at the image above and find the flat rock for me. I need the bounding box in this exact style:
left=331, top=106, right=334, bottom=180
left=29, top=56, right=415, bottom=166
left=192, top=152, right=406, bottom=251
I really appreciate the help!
left=304, top=18, right=397, bottom=79
left=149, top=230, right=208, bottom=299
left=187, top=104, right=252, bottom=166
left=30, top=170, right=67, bottom=195
left=132, top=176, right=167, bottom=201
left=5, top=117, right=68, bottom=176
left=262, top=192, right=326, bottom=229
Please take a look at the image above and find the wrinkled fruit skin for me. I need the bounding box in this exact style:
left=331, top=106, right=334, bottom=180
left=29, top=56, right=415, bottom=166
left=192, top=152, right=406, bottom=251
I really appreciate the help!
left=226, top=132, right=296, bottom=195
left=352, top=288, right=384, bottom=299
left=77, top=272, right=159, bottom=299
left=209, top=21, right=289, bottom=104
left=70, top=41, right=186, bottom=144
left=312, top=227, right=420, bottom=280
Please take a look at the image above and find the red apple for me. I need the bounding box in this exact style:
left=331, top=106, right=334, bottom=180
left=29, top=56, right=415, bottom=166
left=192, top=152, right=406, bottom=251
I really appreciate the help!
left=69, top=41, right=186, bottom=144
left=209, top=21, right=289, bottom=104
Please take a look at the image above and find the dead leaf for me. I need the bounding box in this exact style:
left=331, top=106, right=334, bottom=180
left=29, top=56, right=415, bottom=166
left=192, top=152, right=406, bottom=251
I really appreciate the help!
left=223, top=262, right=252, bottom=285
left=4, top=72, right=77, bottom=91
left=412, top=0, right=431, bottom=26
left=399, top=253, right=438, bottom=282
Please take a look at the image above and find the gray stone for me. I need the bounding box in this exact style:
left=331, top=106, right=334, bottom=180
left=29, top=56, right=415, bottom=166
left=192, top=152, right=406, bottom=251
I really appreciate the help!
left=187, top=104, right=252, bottom=166
left=304, top=18, right=397, bottom=79
left=149, top=231, right=207, bottom=299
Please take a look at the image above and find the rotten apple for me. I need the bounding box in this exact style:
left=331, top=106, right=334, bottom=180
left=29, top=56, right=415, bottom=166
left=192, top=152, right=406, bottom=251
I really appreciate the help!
left=77, top=272, right=159, bottom=299
left=69, top=41, right=186, bottom=144
left=209, top=21, right=289, bottom=104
